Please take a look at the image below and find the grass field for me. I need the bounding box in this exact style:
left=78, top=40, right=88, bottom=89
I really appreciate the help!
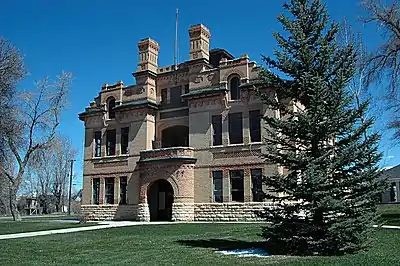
left=378, top=203, right=400, bottom=225
left=0, top=219, right=90, bottom=235
left=0, top=223, right=399, bottom=265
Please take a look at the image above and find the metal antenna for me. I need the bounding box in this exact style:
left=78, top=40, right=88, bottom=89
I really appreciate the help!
left=174, top=8, right=179, bottom=70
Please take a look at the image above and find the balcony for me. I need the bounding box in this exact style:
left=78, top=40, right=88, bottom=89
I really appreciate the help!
left=138, top=147, right=196, bottom=164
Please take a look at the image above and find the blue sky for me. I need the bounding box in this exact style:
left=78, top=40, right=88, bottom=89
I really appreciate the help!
left=2, top=0, right=399, bottom=190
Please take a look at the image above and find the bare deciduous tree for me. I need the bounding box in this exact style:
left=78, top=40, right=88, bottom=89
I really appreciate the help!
left=30, top=135, right=77, bottom=213
left=0, top=72, right=72, bottom=221
left=0, top=37, right=25, bottom=215
left=0, top=155, right=13, bottom=215
left=363, top=0, right=400, bottom=139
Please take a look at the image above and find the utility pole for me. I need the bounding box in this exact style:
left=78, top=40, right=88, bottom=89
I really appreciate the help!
left=174, top=8, right=179, bottom=70
left=68, top=159, right=75, bottom=216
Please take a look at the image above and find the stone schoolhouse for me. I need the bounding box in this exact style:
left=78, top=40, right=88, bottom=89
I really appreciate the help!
left=79, top=24, right=284, bottom=221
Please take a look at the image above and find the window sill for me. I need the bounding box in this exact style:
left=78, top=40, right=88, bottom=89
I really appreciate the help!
left=210, top=142, right=263, bottom=150
left=227, top=143, right=245, bottom=147
left=91, top=155, right=129, bottom=161
left=211, top=144, right=224, bottom=148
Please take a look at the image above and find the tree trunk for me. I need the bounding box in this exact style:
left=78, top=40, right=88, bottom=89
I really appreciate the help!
left=55, top=192, right=61, bottom=213
left=9, top=187, right=21, bottom=221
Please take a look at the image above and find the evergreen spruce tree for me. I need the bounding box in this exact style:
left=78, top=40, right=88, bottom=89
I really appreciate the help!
left=258, top=0, right=387, bottom=255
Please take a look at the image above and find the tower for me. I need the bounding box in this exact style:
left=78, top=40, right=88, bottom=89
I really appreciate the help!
left=189, top=24, right=211, bottom=61
left=137, top=38, right=160, bottom=73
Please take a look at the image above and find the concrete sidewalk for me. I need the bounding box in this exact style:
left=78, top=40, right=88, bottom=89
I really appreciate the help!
left=0, top=221, right=399, bottom=240
left=0, top=221, right=143, bottom=240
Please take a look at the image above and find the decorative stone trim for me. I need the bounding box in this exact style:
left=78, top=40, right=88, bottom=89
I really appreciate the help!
left=84, top=153, right=140, bottom=162
left=83, top=170, right=136, bottom=176
left=195, top=162, right=266, bottom=169
left=172, top=202, right=194, bottom=221
left=93, top=160, right=129, bottom=168
left=212, top=149, right=261, bottom=159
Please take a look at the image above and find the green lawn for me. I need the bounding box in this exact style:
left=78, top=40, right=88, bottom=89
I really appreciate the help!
left=0, top=223, right=399, bottom=265
left=378, top=204, right=400, bottom=225
left=0, top=220, right=91, bottom=235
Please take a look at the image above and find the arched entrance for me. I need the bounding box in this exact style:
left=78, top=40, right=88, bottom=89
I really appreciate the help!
left=147, top=179, right=174, bottom=221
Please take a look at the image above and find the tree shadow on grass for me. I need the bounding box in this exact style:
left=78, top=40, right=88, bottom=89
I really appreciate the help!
left=177, top=238, right=266, bottom=251
left=381, top=213, right=400, bottom=225
left=177, top=238, right=295, bottom=256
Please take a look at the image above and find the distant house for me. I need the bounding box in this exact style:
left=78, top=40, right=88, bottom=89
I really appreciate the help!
left=23, top=197, right=40, bottom=215
left=381, top=165, right=400, bottom=203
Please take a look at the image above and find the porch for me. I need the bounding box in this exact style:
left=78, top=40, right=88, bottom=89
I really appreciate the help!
left=136, top=147, right=197, bottom=222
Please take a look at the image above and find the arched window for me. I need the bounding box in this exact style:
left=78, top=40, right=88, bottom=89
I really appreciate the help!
left=107, top=97, right=116, bottom=119
left=229, top=76, right=240, bottom=100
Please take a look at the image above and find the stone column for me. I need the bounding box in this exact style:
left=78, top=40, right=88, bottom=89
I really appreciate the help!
left=101, top=128, right=106, bottom=157
left=137, top=180, right=150, bottom=221
left=116, top=127, right=121, bottom=155
left=243, top=112, right=250, bottom=145
left=99, top=177, right=105, bottom=205
left=222, top=114, right=229, bottom=146
left=137, top=202, right=150, bottom=221
left=172, top=197, right=194, bottom=221
left=171, top=164, right=195, bottom=221
left=244, top=169, right=251, bottom=202
left=114, top=177, right=120, bottom=205
left=222, top=169, right=230, bottom=202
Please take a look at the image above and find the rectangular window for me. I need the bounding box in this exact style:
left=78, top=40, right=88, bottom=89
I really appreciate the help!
left=170, top=86, right=182, bottom=104
left=105, top=177, right=114, bottom=204
left=212, top=115, right=222, bottom=146
left=161, top=88, right=168, bottom=104
left=119, top=176, right=127, bottom=205
left=212, top=171, right=223, bottom=203
left=184, top=84, right=189, bottom=94
left=251, top=169, right=263, bottom=202
left=94, top=131, right=102, bottom=157
left=230, top=170, right=244, bottom=202
left=121, top=127, right=129, bottom=154
left=106, top=129, right=116, bottom=156
left=228, top=113, right=243, bottom=144
left=249, top=110, right=261, bottom=142
left=92, top=178, right=100, bottom=205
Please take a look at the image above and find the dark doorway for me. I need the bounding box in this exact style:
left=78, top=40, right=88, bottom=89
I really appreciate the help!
left=147, top=179, right=174, bottom=221
left=161, top=126, right=189, bottom=148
